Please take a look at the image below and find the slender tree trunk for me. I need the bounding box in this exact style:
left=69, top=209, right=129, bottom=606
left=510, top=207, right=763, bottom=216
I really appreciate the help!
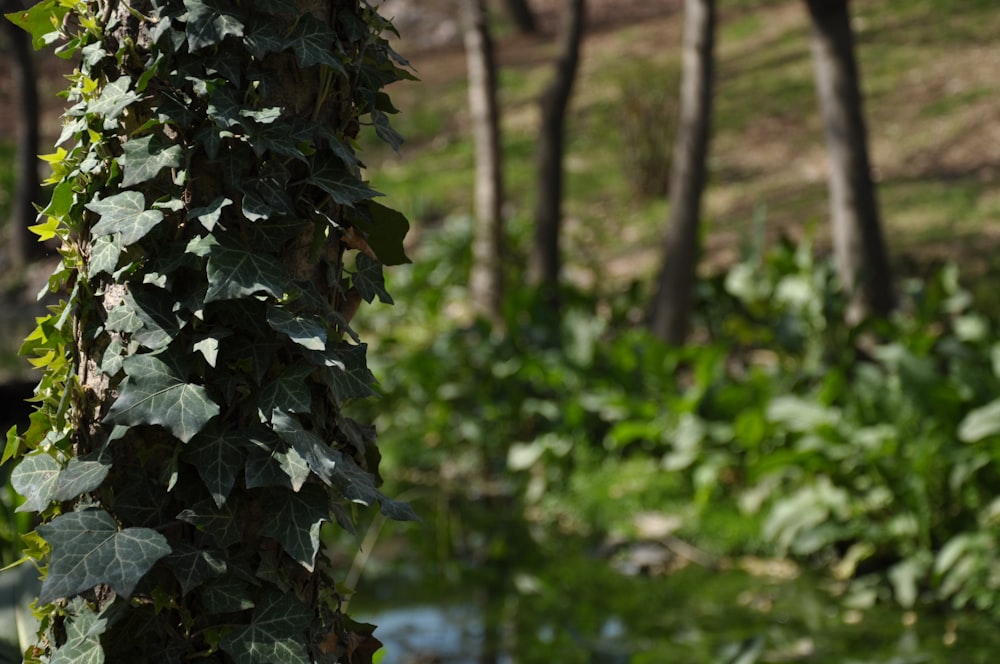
left=501, top=0, right=537, bottom=34
left=648, top=0, right=715, bottom=344
left=463, top=0, right=505, bottom=324
left=1, top=0, right=41, bottom=269
left=805, top=0, right=893, bottom=321
left=530, top=0, right=585, bottom=303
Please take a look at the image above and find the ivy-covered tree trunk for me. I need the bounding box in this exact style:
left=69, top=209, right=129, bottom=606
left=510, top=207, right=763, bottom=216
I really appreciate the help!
left=648, top=0, right=715, bottom=344
left=463, top=0, right=505, bottom=324
left=4, top=1, right=413, bottom=662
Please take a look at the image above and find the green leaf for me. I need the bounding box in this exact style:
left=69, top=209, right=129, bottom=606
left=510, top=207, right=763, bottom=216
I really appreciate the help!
left=205, top=240, right=287, bottom=303
left=120, top=135, right=183, bottom=187
left=354, top=201, right=411, bottom=266
left=289, top=14, right=344, bottom=71
left=177, top=499, right=243, bottom=548
left=320, top=343, right=376, bottom=400
left=271, top=411, right=338, bottom=486
left=106, top=352, right=220, bottom=443
left=37, top=510, right=172, bottom=603
left=183, top=432, right=245, bottom=507
left=220, top=591, right=310, bottom=664
left=352, top=253, right=393, bottom=304
left=163, top=544, right=227, bottom=595
left=266, top=305, right=326, bottom=351
left=86, top=191, right=165, bottom=245
left=4, top=1, right=69, bottom=49
left=188, top=196, right=232, bottom=232
left=201, top=578, right=255, bottom=614
left=129, top=287, right=185, bottom=352
left=307, top=153, right=380, bottom=207
left=11, top=451, right=60, bottom=513
left=245, top=431, right=309, bottom=491
left=958, top=399, right=1000, bottom=443
left=182, top=0, right=245, bottom=51
left=259, top=485, right=328, bottom=571
left=258, top=365, right=313, bottom=422
left=52, top=454, right=112, bottom=503
left=89, top=234, right=122, bottom=277
left=332, top=453, right=418, bottom=522
left=49, top=598, right=109, bottom=664
left=89, top=78, right=141, bottom=129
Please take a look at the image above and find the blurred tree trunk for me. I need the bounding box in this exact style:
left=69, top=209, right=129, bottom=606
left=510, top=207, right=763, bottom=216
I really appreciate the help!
left=1, top=0, right=42, bottom=270
left=501, top=0, right=537, bottom=34
left=463, top=0, right=506, bottom=324
left=805, top=0, right=893, bottom=321
left=530, top=0, right=585, bottom=304
left=648, top=0, right=715, bottom=344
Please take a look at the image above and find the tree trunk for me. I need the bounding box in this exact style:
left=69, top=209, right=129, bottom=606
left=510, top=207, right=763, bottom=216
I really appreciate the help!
left=0, top=0, right=41, bottom=269
left=530, top=0, right=585, bottom=303
left=501, top=0, right=537, bottom=34
left=463, top=0, right=506, bottom=324
left=648, top=0, right=715, bottom=344
left=805, top=0, right=893, bottom=321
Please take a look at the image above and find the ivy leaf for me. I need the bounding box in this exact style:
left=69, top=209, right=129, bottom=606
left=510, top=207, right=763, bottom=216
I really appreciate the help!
left=245, top=431, right=309, bottom=491
left=86, top=191, right=164, bottom=246
left=183, top=0, right=245, bottom=51
left=266, top=305, right=326, bottom=351
left=37, top=510, right=172, bottom=603
left=271, top=411, right=338, bottom=486
left=307, top=153, right=380, bottom=207
left=201, top=578, right=255, bottom=614
left=205, top=239, right=287, bottom=303
left=371, top=108, right=404, bottom=152
left=353, top=200, right=411, bottom=266
left=129, top=287, right=185, bottom=352
left=53, top=453, right=112, bottom=503
left=220, top=590, right=310, bottom=664
left=188, top=196, right=232, bottom=232
left=352, top=253, right=393, bottom=304
left=4, top=0, right=70, bottom=50
left=163, top=544, right=227, bottom=595
left=183, top=431, right=246, bottom=507
left=290, top=14, right=344, bottom=71
left=89, top=234, right=122, bottom=277
left=88, top=77, right=141, bottom=129
left=177, top=499, right=243, bottom=548
left=49, top=598, right=109, bottom=664
left=11, top=451, right=60, bottom=513
left=244, top=15, right=288, bottom=57
left=320, top=343, right=376, bottom=400
left=259, top=484, right=328, bottom=571
left=107, top=352, right=220, bottom=443
left=121, top=135, right=183, bottom=187
left=258, top=365, right=313, bottom=422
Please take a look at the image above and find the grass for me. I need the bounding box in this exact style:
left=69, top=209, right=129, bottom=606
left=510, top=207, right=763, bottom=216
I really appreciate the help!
left=363, top=0, right=1000, bottom=293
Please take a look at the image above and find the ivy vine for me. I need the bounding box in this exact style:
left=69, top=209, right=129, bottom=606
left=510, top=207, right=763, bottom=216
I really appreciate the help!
left=2, top=0, right=414, bottom=661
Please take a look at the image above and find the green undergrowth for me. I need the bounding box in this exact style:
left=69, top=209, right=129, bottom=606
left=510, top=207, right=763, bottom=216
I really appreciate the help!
left=354, top=214, right=1000, bottom=617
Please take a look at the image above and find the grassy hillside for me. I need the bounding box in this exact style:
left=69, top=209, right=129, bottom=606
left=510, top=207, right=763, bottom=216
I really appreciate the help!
left=362, top=0, right=1000, bottom=296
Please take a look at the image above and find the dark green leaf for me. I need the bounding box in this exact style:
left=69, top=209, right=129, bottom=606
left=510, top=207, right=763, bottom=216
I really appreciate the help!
left=332, top=452, right=418, bottom=522
left=163, top=544, right=227, bottom=595
left=245, top=429, right=309, bottom=491
left=205, top=240, right=287, bottom=303
left=183, top=432, right=245, bottom=507
left=219, top=590, right=310, bottom=664
left=307, top=153, right=380, bottom=207
left=121, top=135, right=183, bottom=187
left=258, top=365, right=313, bottom=422
left=106, top=352, right=220, bottom=443
left=266, top=305, right=327, bottom=351
left=177, top=499, right=243, bottom=548
left=37, top=510, right=172, bottom=603
left=371, top=108, right=404, bottom=152
left=129, top=287, right=185, bottom=351
left=290, top=14, right=344, bottom=71
left=86, top=191, right=165, bottom=246
left=201, top=578, right=255, bottom=614
left=352, top=253, right=393, bottom=304
left=354, top=201, right=411, bottom=266
left=259, top=484, right=328, bottom=571
left=182, top=0, right=244, bottom=51
left=321, top=343, right=376, bottom=400
left=187, top=197, right=232, bottom=233
left=271, top=411, right=337, bottom=486
left=52, top=453, right=112, bottom=502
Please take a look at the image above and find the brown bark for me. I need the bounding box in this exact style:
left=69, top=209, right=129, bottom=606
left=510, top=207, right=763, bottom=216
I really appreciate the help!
left=463, top=0, right=506, bottom=324
left=529, top=0, right=585, bottom=303
left=805, top=0, right=893, bottom=321
left=648, top=0, right=715, bottom=344
left=1, top=0, right=42, bottom=269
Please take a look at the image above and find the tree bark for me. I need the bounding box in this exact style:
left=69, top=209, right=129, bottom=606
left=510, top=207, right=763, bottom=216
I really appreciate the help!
left=805, top=0, right=893, bottom=321
left=463, top=0, right=506, bottom=324
left=530, top=0, right=585, bottom=303
left=0, top=0, right=42, bottom=269
left=501, top=0, right=537, bottom=34
left=648, top=0, right=715, bottom=344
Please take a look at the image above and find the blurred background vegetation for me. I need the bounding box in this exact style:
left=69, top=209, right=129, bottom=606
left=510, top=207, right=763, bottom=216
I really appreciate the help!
left=5, top=0, right=1000, bottom=662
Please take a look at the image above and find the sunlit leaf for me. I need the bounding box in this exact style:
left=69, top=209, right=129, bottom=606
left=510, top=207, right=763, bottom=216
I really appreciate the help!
left=86, top=191, right=164, bottom=246
left=266, top=305, right=326, bottom=351
left=121, top=135, right=183, bottom=187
